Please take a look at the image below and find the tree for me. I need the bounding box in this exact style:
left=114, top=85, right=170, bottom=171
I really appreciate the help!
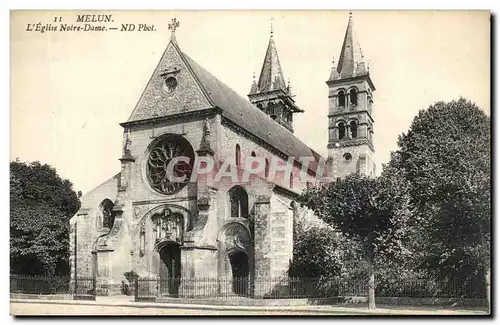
left=10, top=160, right=81, bottom=276
left=299, top=174, right=406, bottom=309
left=390, top=98, right=491, bottom=308
left=289, top=224, right=343, bottom=279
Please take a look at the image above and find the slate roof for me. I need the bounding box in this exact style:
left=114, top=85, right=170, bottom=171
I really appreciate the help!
left=255, top=34, right=287, bottom=93
left=182, top=53, right=322, bottom=162
left=329, top=13, right=368, bottom=81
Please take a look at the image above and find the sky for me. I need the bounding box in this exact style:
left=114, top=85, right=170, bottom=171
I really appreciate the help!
left=10, top=10, right=490, bottom=195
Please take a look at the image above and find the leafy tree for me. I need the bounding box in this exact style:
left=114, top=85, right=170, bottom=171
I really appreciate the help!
left=289, top=224, right=343, bottom=279
left=10, top=160, right=81, bottom=276
left=299, top=173, right=407, bottom=309
left=391, top=98, right=491, bottom=307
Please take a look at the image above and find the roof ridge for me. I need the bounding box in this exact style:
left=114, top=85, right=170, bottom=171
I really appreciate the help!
left=182, top=53, right=322, bottom=161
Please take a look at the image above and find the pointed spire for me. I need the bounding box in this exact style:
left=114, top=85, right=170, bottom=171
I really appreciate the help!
left=256, top=31, right=287, bottom=93
left=249, top=71, right=259, bottom=94
left=330, top=12, right=367, bottom=80
left=196, top=118, right=214, bottom=156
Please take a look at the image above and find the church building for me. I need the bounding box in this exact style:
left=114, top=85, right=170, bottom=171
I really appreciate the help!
left=69, top=13, right=376, bottom=297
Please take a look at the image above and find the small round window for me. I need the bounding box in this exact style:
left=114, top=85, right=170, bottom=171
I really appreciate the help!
left=343, top=153, right=352, bottom=162
left=163, top=77, right=178, bottom=94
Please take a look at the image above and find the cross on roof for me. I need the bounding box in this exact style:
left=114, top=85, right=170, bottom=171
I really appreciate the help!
left=270, top=17, right=274, bottom=35
left=168, top=18, right=180, bottom=36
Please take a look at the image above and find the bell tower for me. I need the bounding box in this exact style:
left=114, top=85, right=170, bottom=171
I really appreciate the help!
left=248, top=22, right=304, bottom=133
left=326, top=13, right=376, bottom=178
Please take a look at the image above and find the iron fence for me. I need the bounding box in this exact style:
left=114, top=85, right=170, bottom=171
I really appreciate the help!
left=10, top=275, right=96, bottom=300
left=73, top=277, right=96, bottom=300
left=10, top=275, right=71, bottom=295
left=10, top=274, right=484, bottom=302
left=134, top=276, right=486, bottom=301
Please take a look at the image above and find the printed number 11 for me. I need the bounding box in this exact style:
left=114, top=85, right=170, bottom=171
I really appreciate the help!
left=54, top=17, right=62, bottom=23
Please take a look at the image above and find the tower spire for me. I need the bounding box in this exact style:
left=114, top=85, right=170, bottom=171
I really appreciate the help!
left=256, top=31, right=286, bottom=92
left=248, top=22, right=304, bottom=133
left=329, top=12, right=367, bottom=80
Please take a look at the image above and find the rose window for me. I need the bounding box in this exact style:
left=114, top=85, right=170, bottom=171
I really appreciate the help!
left=146, top=134, right=194, bottom=195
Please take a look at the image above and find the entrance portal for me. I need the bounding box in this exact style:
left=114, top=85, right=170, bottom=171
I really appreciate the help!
left=228, top=250, right=249, bottom=296
left=159, top=243, right=181, bottom=296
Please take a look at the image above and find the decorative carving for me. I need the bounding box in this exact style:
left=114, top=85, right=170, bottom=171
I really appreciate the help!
left=159, top=67, right=181, bottom=79
left=222, top=223, right=251, bottom=252
left=152, top=209, right=184, bottom=246
left=120, top=129, right=135, bottom=163
left=134, top=206, right=142, bottom=219
left=146, top=134, right=195, bottom=195
left=196, top=118, right=214, bottom=156
left=124, top=130, right=132, bottom=156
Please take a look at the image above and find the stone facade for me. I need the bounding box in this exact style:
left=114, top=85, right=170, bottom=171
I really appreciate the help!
left=326, top=14, right=376, bottom=178
left=70, top=15, right=375, bottom=298
left=70, top=37, right=306, bottom=297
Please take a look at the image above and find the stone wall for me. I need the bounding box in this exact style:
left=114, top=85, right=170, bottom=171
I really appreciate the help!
left=218, top=122, right=311, bottom=193
left=69, top=174, right=119, bottom=287
left=328, top=143, right=375, bottom=178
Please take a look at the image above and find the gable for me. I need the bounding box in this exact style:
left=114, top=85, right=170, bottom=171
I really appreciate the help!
left=127, top=41, right=213, bottom=122
left=78, top=173, right=120, bottom=211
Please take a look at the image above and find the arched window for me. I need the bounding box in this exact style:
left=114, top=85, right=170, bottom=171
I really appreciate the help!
left=265, top=158, right=270, bottom=178
left=349, top=89, right=357, bottom=106
left=139, top=229, right=146, bottom=256
left=100, top=199, right=115, bottom=229
left=338, top=91, right=346, bottom=107
left=350, top=121, right=358, bottom=139
left=235, top=144, right=241, bottom=167
left=338, top=122, right=346, bottom=140
left=228, top=186, right=249, bottom=219
left=250, top=151, right=257, bottom=169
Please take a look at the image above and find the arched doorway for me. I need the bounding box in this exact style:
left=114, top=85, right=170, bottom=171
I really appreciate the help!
left=218, top=222, right=253, bottom=297
left=159, top=243, right=181, bottom=296
left=228, top=250, right=249, bottom=296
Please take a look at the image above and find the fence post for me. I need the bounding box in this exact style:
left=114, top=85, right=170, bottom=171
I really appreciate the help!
left=134, top=277, right=139, bottom=301
left=92, top=277, right=97, bottom=298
